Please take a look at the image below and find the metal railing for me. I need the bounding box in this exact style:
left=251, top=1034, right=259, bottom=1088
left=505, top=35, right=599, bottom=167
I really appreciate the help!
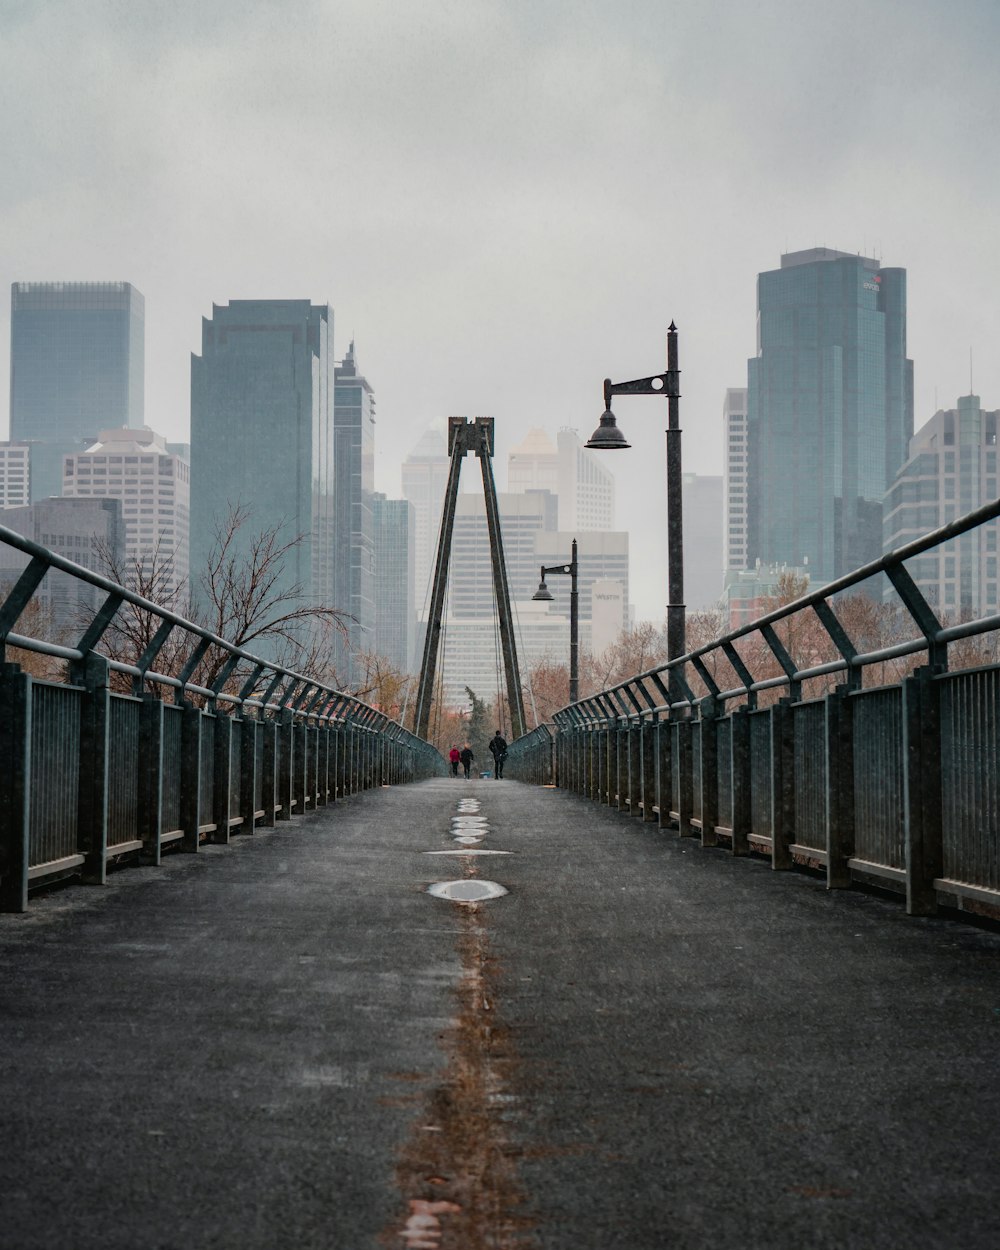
left=512, top=496, right=1000, bottom=919
left=504, top=723, right=554, bottom=785
left=0, top=522, right=444, bottom=912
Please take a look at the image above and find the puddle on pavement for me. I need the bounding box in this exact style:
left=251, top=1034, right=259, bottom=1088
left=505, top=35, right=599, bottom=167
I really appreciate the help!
left=423, top=849, right=511, bottom=856
left=427, top=880, right=509, bottom=903
left=453, top=835, right=485, bottom=845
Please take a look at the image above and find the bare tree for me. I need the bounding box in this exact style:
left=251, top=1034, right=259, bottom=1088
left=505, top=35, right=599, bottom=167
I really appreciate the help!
left=93, top=504, right=351, bottom=699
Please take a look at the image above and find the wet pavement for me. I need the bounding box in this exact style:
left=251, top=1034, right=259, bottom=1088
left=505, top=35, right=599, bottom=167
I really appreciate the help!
left=3, top=776, right=1000, bottom=1248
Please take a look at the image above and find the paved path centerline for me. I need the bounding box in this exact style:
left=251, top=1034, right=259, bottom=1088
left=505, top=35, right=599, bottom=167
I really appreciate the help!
left=2, top=776, right=1000, bottom=1249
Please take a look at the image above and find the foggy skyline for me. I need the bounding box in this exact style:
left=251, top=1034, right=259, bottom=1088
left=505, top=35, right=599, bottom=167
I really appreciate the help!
left=2, top=0, right=998, bottom=619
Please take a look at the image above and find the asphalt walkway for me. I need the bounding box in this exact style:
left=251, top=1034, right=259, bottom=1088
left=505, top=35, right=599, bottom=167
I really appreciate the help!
left=3, top=777, right=1000, bottom=1249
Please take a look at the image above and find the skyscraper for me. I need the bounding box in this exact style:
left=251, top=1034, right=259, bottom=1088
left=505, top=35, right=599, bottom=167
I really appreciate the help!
left=746, top=248, right=913, bottom=584
left=884, top=394, right=1000, bottom=616
left=189, top=300, right=334, bottom=617
left=723, top=388, right=749, bottom=573
left=681, top=472, right=724, bottom=610
left=373, top=493, right=415, bottom=672
left=62, top=427, right=190, bottom=598
left=401, top=423, right=450, bottom=611
left=333, top=341, right=375, bottom=678
left=10, top=282, right=145, bottom=502
left=507, top=427, right=616, bottom=532
left=0, top=443, right=30, bottom=509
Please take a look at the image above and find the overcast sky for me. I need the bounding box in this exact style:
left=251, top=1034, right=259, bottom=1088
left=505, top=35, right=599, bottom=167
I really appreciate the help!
left=2, top=0, right=998, bottom=620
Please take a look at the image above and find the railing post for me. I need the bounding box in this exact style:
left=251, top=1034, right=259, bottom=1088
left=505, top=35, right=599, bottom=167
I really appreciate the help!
left=337, top=724, right=348, bottom=798
left=138, top=695, right=164, bottom=865
left=316, top=722, right=330, bottom=805
left=627, top=721, right=641, bottom=815
left=902, top=667, right=943, bottom=915
left=180, top=701, right=202, bottom=853
left=239, top=714, right=258, bottom=833
left=825, top=684, right=854, bottom=888
left=640, top=720, right=656, bottom=822
left=676, top=718, right=693, bottom=836
left=613, top=722, right=625, bottom=810
left=699, top=698, right=719, bottom=847
left=290, top=719, right=305, bottom=815
left=0, top=663, right=32, bottom=913
left=276, top=712, right=293, bottom=820
left=76, top=653, right=111, bottom=883
left=729, top=705, right=751, bottom=856
left=260, top=720, right=277, bottom=827
left=211, top=710, right=233, bottom=845
left=770, top=698, right=794, bottom=870
left=656, top=717, right=673, bottom=830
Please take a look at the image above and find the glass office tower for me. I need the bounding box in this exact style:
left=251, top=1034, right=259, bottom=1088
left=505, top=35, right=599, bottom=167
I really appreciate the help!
left=747, top=249, right=913, bottom=584
left=333, top=341, right=376, bottom=679
left=373, top=492, right=415, bottom=672
left=10, top=282, right=145, bottom=502
left=190, top=301, right=334, bottom=621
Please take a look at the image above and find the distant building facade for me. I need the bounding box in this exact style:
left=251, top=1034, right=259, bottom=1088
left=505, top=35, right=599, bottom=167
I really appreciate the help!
left=747, top=248, right=913, bottom=585
left=0, top=443, right=30, bottom=509
left=62, top=427, right=190, bottom=598
left=0, top=497, right=124, bottom=631
left=682, top=472, right=724, bottom=610
left=373, top=493, right=415, bottom=673
left=507, top=427, right=615, bottom=532
left=333, top=341, right=376, bottom=678
left=884, top=394, right=1000, bottom=616
left=189, top=300, right=335, bottom=621
left=723, top=388, right=749, bottom=572
left=401, top=423, right=450, bottom=612
left=10, top=282, right=145, bottom=503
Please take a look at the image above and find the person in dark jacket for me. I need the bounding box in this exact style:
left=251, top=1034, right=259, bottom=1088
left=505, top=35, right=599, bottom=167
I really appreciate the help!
left=488, top=729, right=508, bottom=779
left=459, top=744, right=474, bottom=779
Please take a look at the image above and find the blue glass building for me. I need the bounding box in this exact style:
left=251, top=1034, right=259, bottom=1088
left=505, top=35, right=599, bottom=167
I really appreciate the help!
left=747, top=249, right=913, bottom=584
left=10, top=282, right=145, bottom=502
left=189, top=300, right=335, bottom=620
left=373, top=492, right=415, bottom=672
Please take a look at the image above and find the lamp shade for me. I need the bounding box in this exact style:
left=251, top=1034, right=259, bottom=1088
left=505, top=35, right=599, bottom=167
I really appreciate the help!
left=532, top=580, right=554, bottom=601
left=585, top=408, right=631, bottom=450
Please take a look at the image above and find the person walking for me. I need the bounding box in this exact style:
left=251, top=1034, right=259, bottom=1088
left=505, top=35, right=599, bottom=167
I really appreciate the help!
left=449, top=746, right=461, bottom=778
left=459, top=744, right=474, bottom=780
left=488, top=729, right=508, bottom=779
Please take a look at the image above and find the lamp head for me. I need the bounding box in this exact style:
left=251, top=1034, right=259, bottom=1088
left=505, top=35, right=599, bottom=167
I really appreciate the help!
left=585, top=407, right=631, bottom=450
left=532, top=579, right=554, bottom=602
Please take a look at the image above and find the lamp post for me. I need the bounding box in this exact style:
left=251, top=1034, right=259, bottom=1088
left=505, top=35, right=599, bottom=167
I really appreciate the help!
left=585, top=322, right=684, bottom=672
left=532, top=537, right=579, bottom=705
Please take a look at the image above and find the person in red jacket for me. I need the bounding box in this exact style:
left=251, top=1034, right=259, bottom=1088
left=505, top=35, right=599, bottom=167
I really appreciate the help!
left=449, top=746, right=460, bottom=777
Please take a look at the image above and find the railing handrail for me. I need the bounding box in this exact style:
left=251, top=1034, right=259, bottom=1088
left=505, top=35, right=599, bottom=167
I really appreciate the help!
left=0, top=521, right=437, bottom=755
left=546, top=495, right=1000, bottom=728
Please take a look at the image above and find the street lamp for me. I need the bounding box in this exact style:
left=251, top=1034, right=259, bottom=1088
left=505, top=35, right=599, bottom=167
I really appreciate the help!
left=532, top=537, right=579, bottom=705
left=586, top=322, right=684, bottom=670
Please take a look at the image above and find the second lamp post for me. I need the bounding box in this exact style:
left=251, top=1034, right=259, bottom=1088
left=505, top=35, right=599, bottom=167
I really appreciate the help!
left=532, top=537, right=579, bottom=705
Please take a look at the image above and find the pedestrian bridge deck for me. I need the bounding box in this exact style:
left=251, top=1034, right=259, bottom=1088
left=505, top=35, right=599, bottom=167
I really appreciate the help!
left=3, top=777, right=1000, bottom=1249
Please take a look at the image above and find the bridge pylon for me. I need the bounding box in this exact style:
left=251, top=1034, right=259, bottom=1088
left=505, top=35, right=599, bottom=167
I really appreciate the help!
left=413, top=417, right=526, bottom=742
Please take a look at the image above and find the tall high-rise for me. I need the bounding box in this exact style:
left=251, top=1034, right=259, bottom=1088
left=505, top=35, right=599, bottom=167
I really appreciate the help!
left=723, top=388, right=749, bottom=572
left=333, top=341, right=375, bottom=677
left=62, top=427, right=190, bottom=598
left=0, top=443, right=30, bottom=509
left=373, top=493, right=415, bottom=672
left=747, top=249, right=913, bottom=584
left=190, top=300, right=334, bottom=615
left=884, top=394, right=1000, bottom=616
left=401, top=423, right=450, bottom=612
left=10, top=282, right=145, bottom=502
left=507, top=427, right=615, bottom=532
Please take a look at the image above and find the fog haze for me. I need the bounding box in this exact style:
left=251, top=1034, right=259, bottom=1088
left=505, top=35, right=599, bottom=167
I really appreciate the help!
left=2, top=0, right=998, bottom=618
